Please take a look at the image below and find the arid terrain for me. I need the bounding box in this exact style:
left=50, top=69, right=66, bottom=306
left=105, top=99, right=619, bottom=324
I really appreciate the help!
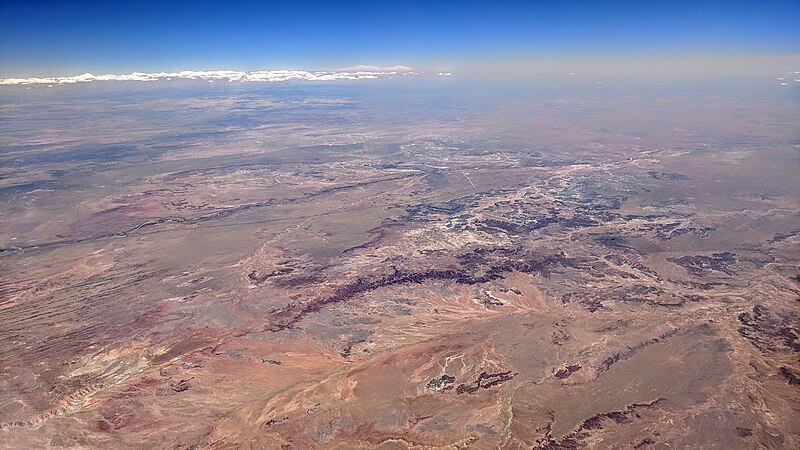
left=1, top=80, right=798, bottom=449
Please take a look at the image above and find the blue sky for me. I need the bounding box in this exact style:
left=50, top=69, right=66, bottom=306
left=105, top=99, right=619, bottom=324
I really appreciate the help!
left=1, top=0, right=799, bottom=77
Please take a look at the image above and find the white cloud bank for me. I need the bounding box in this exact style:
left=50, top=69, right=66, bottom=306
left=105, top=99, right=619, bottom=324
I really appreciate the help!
left=0, top=68, right=423, bottom=86
left=340, top=65, right=414, bottom=72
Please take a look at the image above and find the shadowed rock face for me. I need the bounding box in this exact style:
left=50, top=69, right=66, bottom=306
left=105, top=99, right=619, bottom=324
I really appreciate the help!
left=554, top=364, right=582, bottom=379
left=668, top=252, right=737, bottom=276
left=738, top=305, right=800, bottom=354
left=426, top=374, right=456, bottom=392
left=454, top=371, right=516, bottom=394
left=1, top=82, right=798, bottom=449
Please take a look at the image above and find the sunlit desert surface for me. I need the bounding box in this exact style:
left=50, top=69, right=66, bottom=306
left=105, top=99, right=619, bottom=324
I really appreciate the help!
left=1, top=81, right=798, bottom=449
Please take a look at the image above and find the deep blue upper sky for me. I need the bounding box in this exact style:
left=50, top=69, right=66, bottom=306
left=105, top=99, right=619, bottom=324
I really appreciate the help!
left=1, top=0, right=798, bottom=77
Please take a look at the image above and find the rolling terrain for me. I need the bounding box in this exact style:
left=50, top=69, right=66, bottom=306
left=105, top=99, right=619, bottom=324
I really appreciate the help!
left=1, top=81, right=798, bottom=449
